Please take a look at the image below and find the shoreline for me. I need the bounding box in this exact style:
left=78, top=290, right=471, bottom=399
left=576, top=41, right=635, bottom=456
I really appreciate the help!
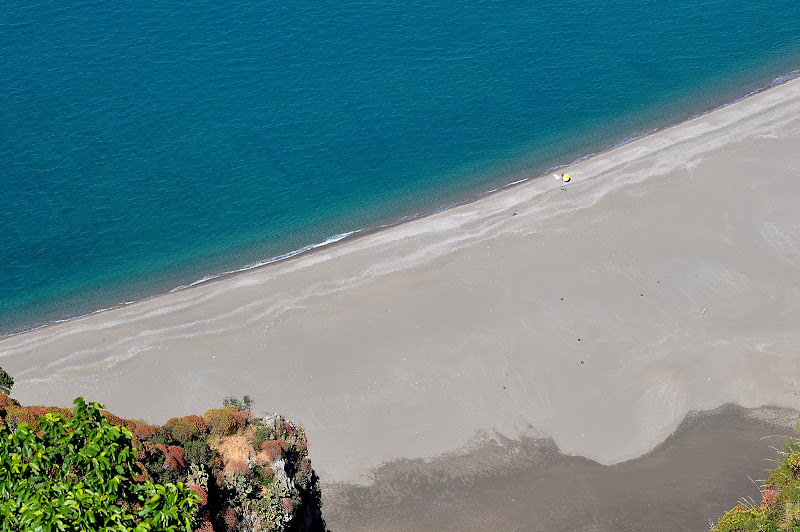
left=1, top=72, right=800, bottom=487
left=3, top=67, right=798, bottom=341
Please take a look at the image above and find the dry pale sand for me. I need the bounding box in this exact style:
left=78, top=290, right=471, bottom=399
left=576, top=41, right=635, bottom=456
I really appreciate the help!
left=1, top=77, right=800, bottom=489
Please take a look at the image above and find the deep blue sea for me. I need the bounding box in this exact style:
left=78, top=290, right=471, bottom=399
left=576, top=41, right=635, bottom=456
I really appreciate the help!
left=1, top=1, right=799, bottom=335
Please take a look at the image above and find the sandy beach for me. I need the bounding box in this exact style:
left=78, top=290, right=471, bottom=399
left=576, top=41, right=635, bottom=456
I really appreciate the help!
left=325, top=405, right=797, bottom=531
left=2, top=73, right=800, bottom=510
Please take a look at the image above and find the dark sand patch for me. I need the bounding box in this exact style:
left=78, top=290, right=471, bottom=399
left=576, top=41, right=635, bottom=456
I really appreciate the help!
left=322, top=405, right=796, bottom=531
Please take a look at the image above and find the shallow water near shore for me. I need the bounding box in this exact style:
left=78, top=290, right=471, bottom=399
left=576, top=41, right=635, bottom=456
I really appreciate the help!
left=323, top=405, right=797, bottom=531
left=2, top=0, right=800, bottom=335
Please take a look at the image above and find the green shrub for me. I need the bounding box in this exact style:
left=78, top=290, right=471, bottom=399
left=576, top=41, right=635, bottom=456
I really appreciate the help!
left=711, top=505, right=770, bottom=532
left=711, top=424, right=800, bottom=532
left=249, top=421, right=275, bottom=451
left=227, top=471, right=255, bottom=504
left=223, top=395, right=254, bottom=412
left=139, top=441, right=180, bottom=486
left=184, top=438, right=215, bottom=469
left=294, top=457, right=314, bottom=490
left=0, top=397, right=198, bottom=531
left=203, top=408, right=237, bottom=436
left=253, top=464, right=275, bottom=486
left=0, top=367, right=12, bottom=396
left=786, top=450, right=800, bottom=476
left=165, top=414, right=208, bottom=443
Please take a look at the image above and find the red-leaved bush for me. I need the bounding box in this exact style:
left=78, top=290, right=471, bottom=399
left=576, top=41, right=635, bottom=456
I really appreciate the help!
left=212, top=456, right=227, bottom=486
left=0, top=394, right=16, bottom=409
left=225, top=459, right=251, bottom=477
left=232, top=409, right=249, bottom=430
left=762, top=489, right=778, bottom=508
left=163, top=445, right=187, bottom=472
left=101, top=411, right=136, bottom=430
left=261, top=440, right=282, bottom=461
left=295, top=436, right=308, bottom=453
left=194, top=519, right=213, bottom=532
left=134, top=461, right=150, bottom=483
left=4, top=406, right=73, bottom=430
left=189, top=483, right=208, bottom=507
left=133, top=424, right=164, bottom=441
left=222, top=506, right=238, bottom=532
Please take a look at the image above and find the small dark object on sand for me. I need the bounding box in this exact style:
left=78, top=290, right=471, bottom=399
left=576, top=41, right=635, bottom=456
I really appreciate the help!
left=560, top=297, right=564, bottom=301
left=581, top=361, right=584, bottom=364
left=512, top=212, right=517, bottom=216
left=640, top=293, right=644, bottom=296
left=577, top=338, right=581, bottom=342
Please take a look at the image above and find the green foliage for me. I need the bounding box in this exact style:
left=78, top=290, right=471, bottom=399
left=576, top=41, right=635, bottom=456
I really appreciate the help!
left=164, top=415, right=207, bottom=443
left=187, top=463, right=209, bottom=489
left=0, top=397, right=198, bottom=532
left=253, top=464, right=275, bottom=486
left=226, top=472, right=287, bottom=532
left=0, top=367, right=13, bottom=396
left=293, top=457, right=314, bottom=491
left=3, top=405, right=74, bottom=433
left=711, top=505, right=772, bottom=532
left=711, top=418, right=800, bottom=532
left=252, top=480, right=288, bottom=531
left=227, top=472, right=255, bottom=505
left=223, top=394, right=254, bottom=412
left=148, top=432, right=170, bottom=446
left=203, top=408, right=236, bottom=436
left=0, top=393, right=326, bottom=531
left=222, top=396, right=237, bottom=409
left=249, top=420, right=275, bottom=451
left=184, top=438, right=215, bottom=469
left=144, top=454, right=179, bottom=486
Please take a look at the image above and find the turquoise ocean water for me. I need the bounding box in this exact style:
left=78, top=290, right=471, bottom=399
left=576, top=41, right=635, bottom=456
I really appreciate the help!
left=1, top=0, right=799, bottom=336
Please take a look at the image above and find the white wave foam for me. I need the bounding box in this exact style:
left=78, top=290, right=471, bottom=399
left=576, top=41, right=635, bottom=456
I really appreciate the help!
left=503, top=178, right=529, bottom=188
left=0, top=230, right=363, bottom=341
left=170, top=230, right=363, bottom=293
